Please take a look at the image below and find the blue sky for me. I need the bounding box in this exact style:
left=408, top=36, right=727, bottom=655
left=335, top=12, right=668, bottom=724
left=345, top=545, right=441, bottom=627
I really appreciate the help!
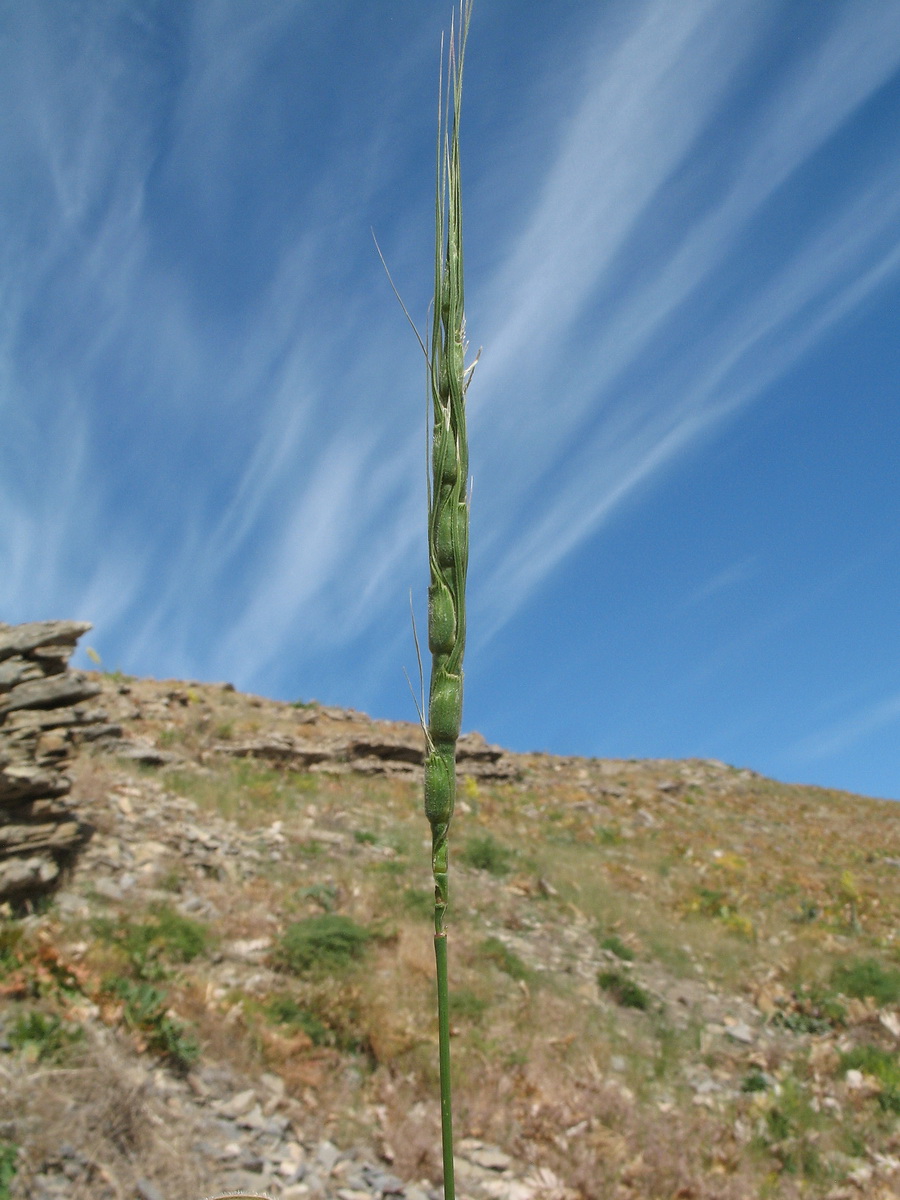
left=3, top=1, right=900, bottom=801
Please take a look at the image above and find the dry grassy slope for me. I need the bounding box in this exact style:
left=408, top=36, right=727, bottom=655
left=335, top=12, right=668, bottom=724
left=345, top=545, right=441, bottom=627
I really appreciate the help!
left=2, top=670, right=900, bottom=1200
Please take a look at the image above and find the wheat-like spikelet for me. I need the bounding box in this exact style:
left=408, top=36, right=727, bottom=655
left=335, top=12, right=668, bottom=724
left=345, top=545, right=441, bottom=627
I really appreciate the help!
left=425, top=0, right=472, bottom=938
left=422, top=5, right=473, bottom=1197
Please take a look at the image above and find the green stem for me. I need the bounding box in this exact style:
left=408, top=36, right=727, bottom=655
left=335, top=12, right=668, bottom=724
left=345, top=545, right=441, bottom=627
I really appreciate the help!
left=434, top=930, right=455, bottom=1200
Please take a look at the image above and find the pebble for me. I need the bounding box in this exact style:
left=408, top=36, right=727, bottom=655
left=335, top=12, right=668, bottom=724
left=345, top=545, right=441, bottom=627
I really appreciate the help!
left=465, top=1145, right=512, bottom=1171
left=317, top=1139, right=341, bottom=1174
left=725, top=1020, right=755, bottom=1044
left=135, top=1180, right=165, bottom=1200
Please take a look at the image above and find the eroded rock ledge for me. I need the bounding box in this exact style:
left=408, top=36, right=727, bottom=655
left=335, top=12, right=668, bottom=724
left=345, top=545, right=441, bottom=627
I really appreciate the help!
left=217, top=726, right=516, bottom=781
left=0, top=620, right=105, bottom=902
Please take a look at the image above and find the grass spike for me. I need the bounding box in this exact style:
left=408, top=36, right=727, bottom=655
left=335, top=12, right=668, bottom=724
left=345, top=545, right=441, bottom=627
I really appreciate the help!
left=423, top=5, right=473, bottom=1197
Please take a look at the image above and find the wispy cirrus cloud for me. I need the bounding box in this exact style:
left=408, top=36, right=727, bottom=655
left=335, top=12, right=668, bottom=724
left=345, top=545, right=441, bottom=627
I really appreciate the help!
left=787, top=691, right=900, bottom=763
left=466, top=0, right=900, bottom=638
left=680, top=557, right=762, bottom=609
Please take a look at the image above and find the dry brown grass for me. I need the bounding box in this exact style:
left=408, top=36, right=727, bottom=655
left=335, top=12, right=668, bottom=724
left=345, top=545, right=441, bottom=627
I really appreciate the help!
left=0, top=1028, right=202, bottom=1199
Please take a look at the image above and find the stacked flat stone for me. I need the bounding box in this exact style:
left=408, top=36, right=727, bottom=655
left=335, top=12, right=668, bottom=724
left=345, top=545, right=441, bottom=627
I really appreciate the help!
left=0, top=620, right=104, bottom=903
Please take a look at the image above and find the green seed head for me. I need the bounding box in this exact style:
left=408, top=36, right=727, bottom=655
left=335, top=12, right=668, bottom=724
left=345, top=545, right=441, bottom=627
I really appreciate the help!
left=429, top=582, right=456, bottom=654
left=429, top=672, right=463, bottom=744
left=435, top=501, right=457, bottom=568
left=424, top=749, right=455, bottom=827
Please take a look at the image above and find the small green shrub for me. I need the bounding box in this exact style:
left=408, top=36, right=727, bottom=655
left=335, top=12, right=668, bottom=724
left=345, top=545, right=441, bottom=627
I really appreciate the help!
left=831, top=957, right=900, bottom=1006
left=791, top=899, right=819, bottom=924
left=299, top=883, right=339, bottom=912
left=272, top=914, right=371, bottom=975
left=0, top=924, right=24, bottom=974
left=0, top=1142, right=18, bottom=1200
left=692, top=886, right=729, bottom=917
left=599, top=933, right=635, bottom=961
left=264, top=995, right=331, bottom=1046
left=756, top=1077, right=824, bottom=1179
left=459, top=834, right=513, bottom=876
left=9, top=1011, right=83, bottom=1063
left=742, top=1069, right=770, bottom=1093
left=354, top=829, right=378, bottom=845
left=772, top=983, right=846, bottom=1034
left=93, top=905, right=210, bottom=978
left=598, top=968, right=651, bottom=1011
left=105, top=978, right=199, bottom=1071
left=595, top=826, right=621, bottom=846
left=477, top=937, right=530, bottom=981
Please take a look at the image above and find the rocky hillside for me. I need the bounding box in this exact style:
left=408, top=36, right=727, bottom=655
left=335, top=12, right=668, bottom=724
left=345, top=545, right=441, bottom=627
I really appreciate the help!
left=1, top=668, right=899, bottom=1200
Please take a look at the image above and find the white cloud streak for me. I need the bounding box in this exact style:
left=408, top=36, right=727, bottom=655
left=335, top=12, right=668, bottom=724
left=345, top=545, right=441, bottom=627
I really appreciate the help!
left=467, top=0, right=900, bottom=638
left=788, top=691, right=900, bottom=762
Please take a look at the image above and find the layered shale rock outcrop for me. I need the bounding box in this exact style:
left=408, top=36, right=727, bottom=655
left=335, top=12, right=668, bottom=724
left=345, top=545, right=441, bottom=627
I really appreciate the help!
left=90, top=676, right=521, bottom=783
left=0, top=620, right=109, bottom=902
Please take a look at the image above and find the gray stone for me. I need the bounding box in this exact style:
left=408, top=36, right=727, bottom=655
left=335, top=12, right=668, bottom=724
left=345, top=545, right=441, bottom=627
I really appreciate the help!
left=3, top=672, right=100, bottom=713
left=135, top=1179, right=166, bottom=1200
left=362, top=1165, right=405, bottom=1194
left=0, top=620, right=92, bottom=662
left=110, top=740, right=180, bottom=766
left=90, top=877, right=124, bottom=901
left=0, top=854, right=59, bottom=893
left=0, top=659, right=44, bottom=692
left=237, top=1103, right=267, bottom=1129
left=316, top=1139, right=340, bottom=1173
left=725, top=1021, right=755, bottom=1044
left=465, top=1145, right=512, bottom=1171
left=215, top=1087, right=257, bottom=1118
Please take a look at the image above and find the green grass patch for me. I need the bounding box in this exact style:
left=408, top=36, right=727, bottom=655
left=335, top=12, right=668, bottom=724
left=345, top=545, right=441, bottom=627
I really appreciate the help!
left=272, top=914, right=371, bottom=975
left=830, top=957, right=900, bottom=1006
left=449, top=988, right=488, bottom=1023
left=770, top=978, right=847, bottom=1033
left=104, top=977, right=199, bottom=1071
left=476, top=937, right=531, bottom=981
left=599, top=932, right=635, bottom=961
left=163, top=760, right=319, bottom=823
left=401, top=888, right=435, bottom=921
left=459, top=834, right=513, bottom=876
left=840, top=1044, right=900, bottom=1113
left=92, top=905, right=210, bottom=978
left=299, top=883, right=339, bottom=912
left=8, top=1010, right=83, bottom=1063
left=742, top=1069, right=770, bottom=1093
left=755, top=1076, right=825, bottom=1179
left=595, top=825, right=622, bottom=846
left=0, top=1142, right=18, bottom=1200
left=598, top=968, right=651, bottom=1011
left=264, top=995, right=331, bottom=1046
left=0, top=924, right=24, bottom=975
